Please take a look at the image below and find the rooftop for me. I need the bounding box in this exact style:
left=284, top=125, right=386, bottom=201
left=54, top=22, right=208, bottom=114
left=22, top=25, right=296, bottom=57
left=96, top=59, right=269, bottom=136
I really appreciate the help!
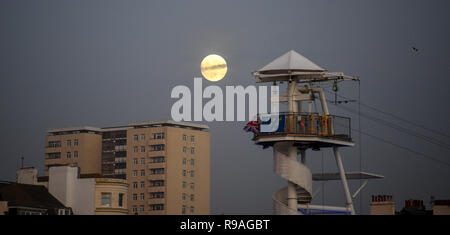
left=47, top=120, right=209, bottom=134
left=0, top=181, right=67, bottom=210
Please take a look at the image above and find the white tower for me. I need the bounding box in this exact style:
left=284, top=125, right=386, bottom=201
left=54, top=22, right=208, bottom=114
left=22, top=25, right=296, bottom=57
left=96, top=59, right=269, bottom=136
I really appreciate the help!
left=252, top=50, right=382, bottom=215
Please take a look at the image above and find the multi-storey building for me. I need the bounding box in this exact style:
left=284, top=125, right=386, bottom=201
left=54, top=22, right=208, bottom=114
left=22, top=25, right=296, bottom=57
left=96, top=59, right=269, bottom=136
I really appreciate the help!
left=43, top=121, right=210, bottom=215
left=126, top=121, right=210, bottom=215
left=44, top=127, right=102, bottom=176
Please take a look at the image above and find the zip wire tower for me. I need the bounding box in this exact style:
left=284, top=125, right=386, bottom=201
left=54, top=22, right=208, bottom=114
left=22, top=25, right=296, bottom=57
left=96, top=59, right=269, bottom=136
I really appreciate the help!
left=251, top=50, right=383, bottom=215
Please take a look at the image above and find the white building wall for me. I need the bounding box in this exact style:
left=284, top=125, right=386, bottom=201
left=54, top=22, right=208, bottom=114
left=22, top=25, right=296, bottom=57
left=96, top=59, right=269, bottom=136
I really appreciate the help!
left=48, top=166, right=96, bottom=215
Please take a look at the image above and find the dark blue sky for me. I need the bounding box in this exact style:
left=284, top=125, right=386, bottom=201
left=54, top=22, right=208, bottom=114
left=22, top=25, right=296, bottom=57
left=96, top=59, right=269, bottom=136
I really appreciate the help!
left=1, top=0, right=449, bottom=214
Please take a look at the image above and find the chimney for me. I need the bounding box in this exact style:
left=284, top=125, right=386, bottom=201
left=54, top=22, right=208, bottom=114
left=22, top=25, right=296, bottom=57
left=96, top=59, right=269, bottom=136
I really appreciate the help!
left=370, top=194, right=395, bottom=215
left=16, top=167, right=38, bottom=185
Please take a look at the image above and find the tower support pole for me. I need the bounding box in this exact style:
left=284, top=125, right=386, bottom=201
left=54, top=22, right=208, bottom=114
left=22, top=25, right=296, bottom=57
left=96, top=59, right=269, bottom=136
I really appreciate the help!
left=287, top=145, right=298, bottom=212
left=333, top=146, right=355, bottom=215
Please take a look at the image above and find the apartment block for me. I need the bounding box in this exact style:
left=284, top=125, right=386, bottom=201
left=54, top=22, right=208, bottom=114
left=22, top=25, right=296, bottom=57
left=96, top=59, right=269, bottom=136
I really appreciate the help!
left=126, top=121, right=210, bottom=215
left=45, top=127, right=102, bottom=176
left=44, top=121, right=210, bottom=215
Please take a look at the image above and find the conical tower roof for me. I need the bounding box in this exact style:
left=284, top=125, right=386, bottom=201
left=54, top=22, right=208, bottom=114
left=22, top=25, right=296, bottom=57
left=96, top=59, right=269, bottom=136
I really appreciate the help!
left=258, top=50, right=325, bottom=73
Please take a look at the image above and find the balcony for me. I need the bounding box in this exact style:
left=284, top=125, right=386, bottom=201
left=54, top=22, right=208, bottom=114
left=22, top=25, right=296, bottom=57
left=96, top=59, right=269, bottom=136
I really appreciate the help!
left=253, top=113, right=354, bottom=148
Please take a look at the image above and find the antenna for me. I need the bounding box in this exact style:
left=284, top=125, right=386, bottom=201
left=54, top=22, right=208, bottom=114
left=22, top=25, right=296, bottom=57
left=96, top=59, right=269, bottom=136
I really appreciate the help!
left=21, top=154, right=24, bottom=169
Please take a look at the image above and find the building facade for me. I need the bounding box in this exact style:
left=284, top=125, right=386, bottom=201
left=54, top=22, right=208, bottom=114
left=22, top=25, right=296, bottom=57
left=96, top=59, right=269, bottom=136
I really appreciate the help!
left=44, top=127, right=102, bottom=176
left=126, top=121, right=210, bottom=215
left=43, top=121, right=210, bottom=215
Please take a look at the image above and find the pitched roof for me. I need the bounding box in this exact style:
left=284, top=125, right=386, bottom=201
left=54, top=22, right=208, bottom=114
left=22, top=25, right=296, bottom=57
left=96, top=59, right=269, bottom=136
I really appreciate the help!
left=0, top=182, right=67, bottom=209
left=258, top=50, right=325, bottom=73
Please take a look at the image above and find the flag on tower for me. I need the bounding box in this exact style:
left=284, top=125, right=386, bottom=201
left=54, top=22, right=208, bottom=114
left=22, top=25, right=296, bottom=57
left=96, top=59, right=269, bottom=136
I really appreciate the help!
left=243, top=120, right=260, bottom=134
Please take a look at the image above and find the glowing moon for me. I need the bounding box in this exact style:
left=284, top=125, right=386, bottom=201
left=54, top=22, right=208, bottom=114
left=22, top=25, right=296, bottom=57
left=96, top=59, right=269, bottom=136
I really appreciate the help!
left=201, top=54, right=227, bottom=82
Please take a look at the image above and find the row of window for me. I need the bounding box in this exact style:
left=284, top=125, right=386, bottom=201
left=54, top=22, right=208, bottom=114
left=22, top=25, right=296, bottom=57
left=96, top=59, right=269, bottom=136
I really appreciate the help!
left=66, top=151, right=78, bottom=158
left=182, top=205, right=195, bottom=214
left=182, top=170, right=195, bottom=177
left=132, top=181, right=146, bottom=189
left=182, top=158, right=195, bottom=166
left=132, top=144, right=166, bottom=153
left=182, top=193, right=195, bottom=201
left=132, top=156, right=166, bottom=165
left=132, top=192, right=165, bottom=201
left=133, top=133, right=165, bottom=142
left=182, top=146, right=195, bottom=154
left=132, top=168, right=165, bottom=177
left=133, top=192, right=194, bottom=202
left=130, top=204, right=194, bottom=214
left=133, top=157, right=192, bottom=166
left=48, top=139, right=79, bottom=148
left=182, top=181, right=195, bottom=190
left=131, top=204, right=165, bottom=213
left=182, top=134, right=195, bottom=143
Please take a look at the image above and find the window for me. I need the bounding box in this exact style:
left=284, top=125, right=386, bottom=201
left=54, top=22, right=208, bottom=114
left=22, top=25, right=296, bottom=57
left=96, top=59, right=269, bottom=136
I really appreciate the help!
left=133, top=158, right=138, bottom=165
left=74, top=139, right=78, bottom=146
left=141, top=134, right=145, bottom=141
left=182, top=193, right=186, bottom=200
left=141, top=158, right=145, bottom=165
left=182, top=146, right=186, bottom=153
left=182, top=205, right=186, bottom=214
left=133, top=182, right=138, bottom=189
left=66, top=152, right=71, bottom=158
left=190, top=194, right=194, bottom=201
left=190, top=159, right=194, bottom=166
left=191, top=147, right=195, bottom=154
left=67, top=140, right=71, bottom=147
left=132, top=206, right=137, bottom=213
left=74, top=151, right=78, bottom=158
left=150, top=156, right=165, bottom=163
left=151, top=144, right=165, bottom=151
left=118, top=193, right=124, bottom=207
left=140, top=205, right=145, bottom=212
left=141, top=146, right=145, bottom=153
left=150, top=168, right=165, bottom=175
left=47, top=152, right=61, bottom=159
left=150, top=180, right=164, bottom=187
left=140, top=169, right=145, bottom=176
left=134, top=134, right=138, bottom=141
left=150, top=204, right=164, bottom=211
left=191, top=136, right=194, bottom=142
left=182, top=170, right=186, bottom=177
left=190, top=206, right=194, bottom=213
left=182, top=134, right=187, bottom=141
left=183, top=158, right=186, bottom=165
left=154, top=133, right=165, bottom=139
left=190, top=183, right=195, bottom=190
left=150, top=192, right=164, bottom=199
left=133, top=170, right=138, bottom=177
left=133, top=194, right=137, bottom=201
left=133, top=146, right=138, bottom=153
left=140, top=193, right=145, bottom=200
left=182, top=181, right=186, bottom=188
left=101, top=193, right=111, bottom=207
left=140, top=181, right=145, bottom=188
left=190, top=170, right=195, bottom=177
left=48, top=141, right=61, bottom=148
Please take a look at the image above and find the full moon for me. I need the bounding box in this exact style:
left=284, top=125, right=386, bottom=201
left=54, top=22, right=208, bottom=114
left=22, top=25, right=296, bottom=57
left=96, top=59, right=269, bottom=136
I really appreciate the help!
left=201, top=54, right=227, bottom=82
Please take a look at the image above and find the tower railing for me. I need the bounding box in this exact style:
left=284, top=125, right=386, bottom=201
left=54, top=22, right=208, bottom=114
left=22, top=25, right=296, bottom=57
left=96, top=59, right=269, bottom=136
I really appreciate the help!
left=255, top=112, right=352, bottom=141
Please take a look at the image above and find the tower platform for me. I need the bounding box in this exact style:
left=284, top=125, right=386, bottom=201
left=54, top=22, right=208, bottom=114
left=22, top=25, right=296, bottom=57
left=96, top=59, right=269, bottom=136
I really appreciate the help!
left=253, top=112, right=354, bottom=149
